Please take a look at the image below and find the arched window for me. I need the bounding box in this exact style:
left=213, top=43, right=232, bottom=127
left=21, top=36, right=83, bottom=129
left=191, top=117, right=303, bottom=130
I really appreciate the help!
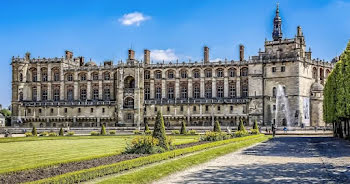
left=168, top=70, right=174, bottom=79
left=124, top=76, right=135, bottom=88
left=104, top=72, right=110, bottom=80
left=205, top=82, right=212, bottom=98
left=53, top=87, right=60, bottom=101
left=241, top=67, right=248, bottom=76
left=144, top=70, right=150, bottom=79
left=80, top=73, right=87, bottom=81
left=103, top=87, right=110, bottom=100
left=19, top=91, right=23, bottom=101
left=32, top=69, right=37, bottom=82
left=155, top=70, right=162, bottom=79
left=92, top=88, right=99, bottom=100
left=41, top=88, right=48, bottom=101
left=216, top=69, right=223, bottom=77
left=272, top=87, right=276, bottom=97
left=217, top=83, right=224, bottom=98
left=193, top=70, right=200, bottom=78
left=205, top=69, right=212, bottom=78
left=167, top=84, right=174, bottom=99
left=67, top=88, right=73, bottom=101
left=326, top=69, right=330, bottom=78
left=80, top=88, right=87, bottom=101
left=41, top=68, right=48, bottom=82
left=229, top=82, right=236, bottom=98
left=181, top=85, right=187, bottom=99
left=52, top=68, right=60, bottom=81
left=144, top=86, right=150, bottom=100
left=229, top=68, right=236, bottom=77
left=241, top=79, right=248, bottom=97
left=124, top=97, right=134, bottom=108
left=19, top=73, right=23, bottom=82
left=180, top=70, right=187, bottom=78
left=92, top=72, right=99, bottom=80
left=155, top=86, right=162, bottom=99
left=67, top=73, right=73, bottom=81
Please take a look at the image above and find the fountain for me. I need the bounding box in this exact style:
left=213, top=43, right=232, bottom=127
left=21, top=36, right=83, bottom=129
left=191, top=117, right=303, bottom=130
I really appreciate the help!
left=274, top=84, right=293, bottom=128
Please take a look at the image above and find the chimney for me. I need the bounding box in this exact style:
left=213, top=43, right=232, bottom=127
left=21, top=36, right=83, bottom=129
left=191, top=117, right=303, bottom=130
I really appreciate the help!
left=79, top=56, right=84, bottom=66
left=65, top=50, right=73, bottom=60
left=144, top=49, right=150, bottom=64
left=204, top=46, right=209, bottom=63
left=128, top=49, right=135, bottom=60
left=239, top=45, right=244, bottom=61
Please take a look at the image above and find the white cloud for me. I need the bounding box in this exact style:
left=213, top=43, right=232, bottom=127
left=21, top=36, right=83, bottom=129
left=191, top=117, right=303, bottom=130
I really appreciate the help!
left=210, top=58, right=223, bottom=62
left=118, top=12, right=150, bottom=26
left=151, top=49, right=178, bottom=62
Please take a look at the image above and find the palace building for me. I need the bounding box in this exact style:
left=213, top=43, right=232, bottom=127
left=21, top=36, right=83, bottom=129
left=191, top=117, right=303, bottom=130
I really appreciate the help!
left=10, top=6, right=334, bottom=128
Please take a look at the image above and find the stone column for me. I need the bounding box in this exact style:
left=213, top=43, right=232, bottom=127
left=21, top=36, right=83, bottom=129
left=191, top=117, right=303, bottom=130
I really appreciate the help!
left=200, top=78, right=205, bottom=98
left=236, top=78, right=241, bottom=97
left=99, top=81, right=103, bottom=100
left=60, top=65, right=65, bottom=100
left=162, top=79, right=166, bottom=99
left=175, top=79, right=180, bottom=99
left=212, top=79, right=217, bottom=98
left=37, top=65, right=41, bottom=82
left=87, top=81, right=92, bottom=100
left=37, top=84, right=41, bottom=101
left=47, top=83, right=52, bottom=100
left=150, top=80, right=155, bottom=99
left=224, top=77, right=229, bottom=98
left=188, top=79, right=193, bottom=98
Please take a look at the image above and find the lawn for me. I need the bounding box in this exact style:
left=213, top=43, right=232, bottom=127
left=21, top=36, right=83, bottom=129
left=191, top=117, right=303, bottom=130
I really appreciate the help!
left=0, top=135, right=199, bottom=174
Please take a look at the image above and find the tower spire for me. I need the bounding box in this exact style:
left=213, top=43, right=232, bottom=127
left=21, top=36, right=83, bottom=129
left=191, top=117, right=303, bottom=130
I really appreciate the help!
left=272, top=3, right=283, bottom=41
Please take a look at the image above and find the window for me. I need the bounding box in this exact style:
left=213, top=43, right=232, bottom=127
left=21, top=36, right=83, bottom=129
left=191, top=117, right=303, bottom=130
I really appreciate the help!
left=283, top=86, right=286, bottom=95
left=41, top=89, right=47, bottom=101
left=80, top=88, right=87, bottom=101
left=273, top=105, right=276, bottom=111
left=272, top=67, right=276, bottom=73
left=216, top=69, right=223, bottom=77
left=155, top=107, right=158, bottom=112
left=168, top=71, right=174, bottom=79
left=127, top=113, right=132, bottom=120
left=81, top=73, right=87, bottom=81
left=205, top=85, right=212, bottom=98
left=102, top=108, right=105, bottom=113
left=312, top=67, right=317, bottom=79
left=91, top=108, right=94, bottom=113
left=193, top=70, right=200, bottom=78
left=167, top=106, right=170, bottom=112
left=78, top=108, right=81, bottom=113
left=50, top=108, right=54, bottom=114
left=155, top=87, right=162, bottom=99
left=42, top=72, right=48, bottom=82
left=241, top=68, right=248, bottom=76
left=93, top=89, right=99, bottom=100
left=229, top=84, right=236, bottom=98
left=103, top=88, right=110, bottom=100
left=19, top=73, right=23, bottom=82
left=32, top=86, right=37, bottom=101
left=145, top=87, right=150, bottom=100
left=144, top=71, right=150, bottom=79
left=193, top=106, right=197, bottom=112
left=168, top=86, right=174, bottom=99
left=53, top=88, right=60, bottom=101
left=32, top=70, right=37, bottom=82
left=229, top=68, right=236, bottom=77
left=67, top=89, right=73, bottom=101
left=155, top=71, right=162, bottom=79
left=53, top=71, right=60, bottom=81
left=181, top=86, right=187, bottom=99
left=39, top=108, right=42, bottom=114
left=193, top=85, right=200, bottom=98
left=28, top=109, right=31, bottom=114
left=281, top=66, right=285, bottom=72
left=124, top=97, right=134, bottom=108
left=64, top=108, right=67, bottom=113
left=241, top=80, right=248, bottom=97
left=92, top=73, right=99, bottom=80
left=181, top=70, right=187, bottom=78
left=19, top=92, right=23, bottom=101
left=217, top=106, right=221, bottom=111
left=104, top=72, right=110, bottom=80
left=230, top=106, right=233, bottom=111
left=180, top=106, right=183, bottom=112
left=205, top=105, right=209, bottom=111
left=217, top=85, right=224, bottom=98
left=272, top=87, right=276, bottom=97
left=65, top=74, right=72, bottom=81
left=205, top=70, right=212, bottom=78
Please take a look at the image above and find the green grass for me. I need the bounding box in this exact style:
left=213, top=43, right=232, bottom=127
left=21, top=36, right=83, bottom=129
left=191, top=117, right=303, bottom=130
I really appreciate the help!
left=28, top=135, right=267, bottom=184
left=99, top=135, right=271, bottom=184
left=0, top=135, right=198, bottom=174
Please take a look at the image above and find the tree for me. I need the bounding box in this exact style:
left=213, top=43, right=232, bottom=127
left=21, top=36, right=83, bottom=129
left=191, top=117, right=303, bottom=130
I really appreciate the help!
left=152, top=111, right=169, bottom=150
left=144, top=122, right=150, bottom=132
left=59, top=127, right=64, bottom=136
left=180, top=121, right=187, bottom=134
left=32, top=126, right=37, bottom=136
left=213, top=120, right=221, bottom=132
left=101, top=125, right=107, bottom=135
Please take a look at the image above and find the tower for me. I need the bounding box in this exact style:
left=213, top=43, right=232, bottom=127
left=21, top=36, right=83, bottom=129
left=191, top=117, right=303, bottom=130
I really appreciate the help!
left=272, top=3, right=283, bottom=41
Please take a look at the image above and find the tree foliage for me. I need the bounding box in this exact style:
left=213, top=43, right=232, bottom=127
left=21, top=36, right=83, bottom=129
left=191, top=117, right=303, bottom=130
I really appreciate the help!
left=101, top=125, right=107, bottom=135
left=213, top=120, right=221, bottom=132
left=180, top=121, right=187, bottom=134
left=32, top=126, right=37, bottom=136
left=238, top=119, right=247, bottom=132
left=59, top=127, right=64, bottom=136
left=152, top=111, right=169, bottom=150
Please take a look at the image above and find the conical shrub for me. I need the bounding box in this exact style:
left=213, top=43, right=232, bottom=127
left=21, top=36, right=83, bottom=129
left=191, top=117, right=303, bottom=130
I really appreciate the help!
left=144, top=122, right=150, bottom=132
left=238, top=119, right=247, bottom=132
left=180, top=121, right=187, bottom=135
left=253, top=120, right=259, bottom=130
left=152, top=111, right=169, bottom=150
left=32, top=126, right=37, bottom=136
left=213, top=120, right=221, bottom=132
left=59, top=127, right=64, bottom=136
left=101, top=125, right=107, bottom=135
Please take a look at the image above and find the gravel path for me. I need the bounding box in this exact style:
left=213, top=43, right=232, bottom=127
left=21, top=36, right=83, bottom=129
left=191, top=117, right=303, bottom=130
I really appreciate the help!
left=154, top=136, right=350, bottom=184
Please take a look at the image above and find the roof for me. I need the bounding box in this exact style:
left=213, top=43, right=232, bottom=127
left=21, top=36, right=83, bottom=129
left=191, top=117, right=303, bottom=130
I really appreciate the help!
left=311, top=82, right=324, bottom=91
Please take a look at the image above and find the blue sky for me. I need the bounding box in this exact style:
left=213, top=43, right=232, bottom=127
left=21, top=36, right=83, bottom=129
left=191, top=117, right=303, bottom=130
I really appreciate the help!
left=0, top=0, right=349, bottom=107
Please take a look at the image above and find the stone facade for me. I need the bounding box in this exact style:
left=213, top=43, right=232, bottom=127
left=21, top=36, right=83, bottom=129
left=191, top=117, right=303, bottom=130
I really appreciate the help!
left=10, top=6, right=334, bottom=128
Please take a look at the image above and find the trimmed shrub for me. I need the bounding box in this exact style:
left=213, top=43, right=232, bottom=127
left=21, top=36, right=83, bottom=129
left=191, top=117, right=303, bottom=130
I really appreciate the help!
left=145, top=130, right=152, bottom=135
left=90, top=131, right=99, bottom=136
left=67, top=131, right=75, bottom=136
left=100, top=125, right=107, bottom=136
left=109, top=130, right=116, bottom=135
left=200, top=131, right=231, bottom=141
left=48, top=132, right=58, bottom=136
left=188, top=130, right=197, bottom=135
left=234, top=130, right=249, bottom=137
left=213, top=120, right=221, bottom=132
left=250, top=129, right=260, bottom=135
left=40, top=132, right=49, bottom=136
left=253, top=120, right=259, bottom=130
left=59, top=128, right=64, bottom=136
left=32, top=126, right=37, bottom=136
left=133, top=130, right=142, bottom=135
left=25, top=132, right=33, bottom=137
left=238, top=119, right=247, bottom=132
left=171, top=130, right=180, bottom=135
left=124, top=136, right=164, bottom=154
left=180, top=121, right=187, bottom=135
left=152, top=111, right=169, bottom=150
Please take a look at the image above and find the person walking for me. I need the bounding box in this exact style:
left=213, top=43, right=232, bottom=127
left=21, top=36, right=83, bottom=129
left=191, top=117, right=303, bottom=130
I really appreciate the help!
left=272, top=123, right=276, bottom=137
